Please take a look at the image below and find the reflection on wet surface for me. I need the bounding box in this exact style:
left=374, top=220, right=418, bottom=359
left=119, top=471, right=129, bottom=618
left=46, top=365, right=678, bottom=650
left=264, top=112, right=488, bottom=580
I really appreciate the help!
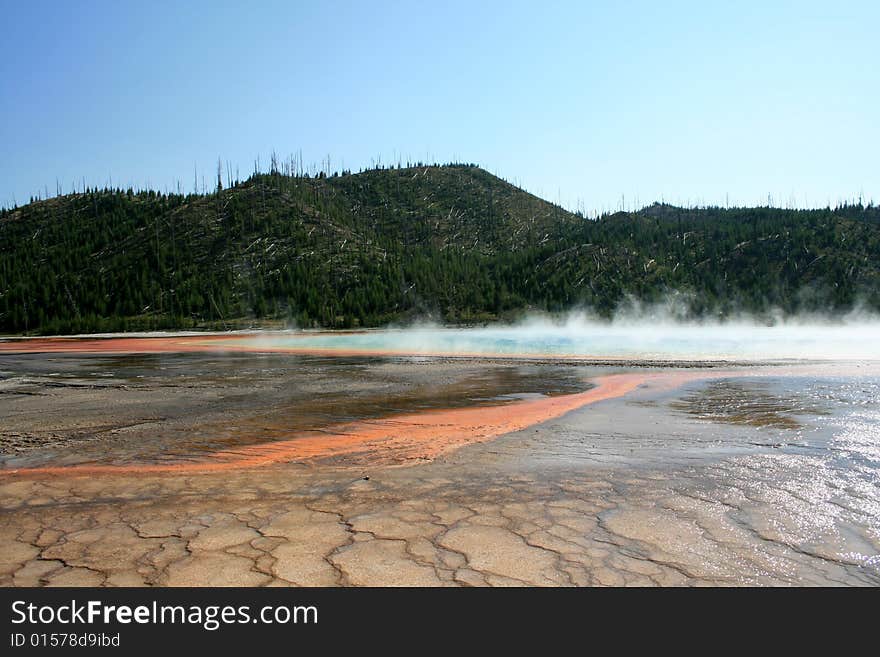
left=670, top=378, right=830, bottom=429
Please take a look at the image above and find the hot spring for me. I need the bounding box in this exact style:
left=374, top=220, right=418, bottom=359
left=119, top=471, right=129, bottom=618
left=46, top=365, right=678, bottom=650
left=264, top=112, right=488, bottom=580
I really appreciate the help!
left=243, top=320, right=880, bottom=361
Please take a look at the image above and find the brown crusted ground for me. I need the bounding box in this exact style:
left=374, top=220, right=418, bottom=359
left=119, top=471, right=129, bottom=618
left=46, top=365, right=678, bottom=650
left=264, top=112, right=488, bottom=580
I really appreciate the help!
left=5, top=338, right=874, bottom=587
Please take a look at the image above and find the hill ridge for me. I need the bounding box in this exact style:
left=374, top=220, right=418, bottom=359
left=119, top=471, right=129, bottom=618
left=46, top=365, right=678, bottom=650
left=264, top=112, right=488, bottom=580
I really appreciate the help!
left=1, top=164, right=878, bottom=334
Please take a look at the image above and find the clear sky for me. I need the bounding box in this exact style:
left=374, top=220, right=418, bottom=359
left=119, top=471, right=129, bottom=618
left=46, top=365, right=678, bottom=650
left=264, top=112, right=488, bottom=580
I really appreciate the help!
left=1, top=0, right=877, bottom=213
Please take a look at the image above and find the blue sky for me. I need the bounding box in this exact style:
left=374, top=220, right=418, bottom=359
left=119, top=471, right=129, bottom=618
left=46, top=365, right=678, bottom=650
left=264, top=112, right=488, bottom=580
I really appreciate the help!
left=1, top=0, right=877, bottom=213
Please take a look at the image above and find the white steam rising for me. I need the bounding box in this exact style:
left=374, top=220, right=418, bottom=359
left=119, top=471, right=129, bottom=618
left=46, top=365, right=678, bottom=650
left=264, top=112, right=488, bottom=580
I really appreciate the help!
left=261, top=301, right=880, bottom=362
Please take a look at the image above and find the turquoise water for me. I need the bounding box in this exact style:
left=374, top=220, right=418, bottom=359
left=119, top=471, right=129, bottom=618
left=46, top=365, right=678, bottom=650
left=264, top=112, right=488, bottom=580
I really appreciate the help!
left=246, top=323, right=880, bottom=361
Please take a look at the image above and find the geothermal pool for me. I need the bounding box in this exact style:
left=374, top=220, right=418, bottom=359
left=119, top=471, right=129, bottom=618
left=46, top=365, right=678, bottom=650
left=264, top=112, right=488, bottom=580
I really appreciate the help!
left=0, top=326, right=878, bottom=586
left=5, top=322, right=880, bottom=361
left=239, top=323, right=880, bottom=361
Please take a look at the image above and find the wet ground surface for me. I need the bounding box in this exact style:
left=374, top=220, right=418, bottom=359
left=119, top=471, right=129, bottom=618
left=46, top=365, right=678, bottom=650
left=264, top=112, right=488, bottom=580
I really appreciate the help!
left=0, top=346, right=878, bottom=587
left=0, top=353, right=599, bottom=467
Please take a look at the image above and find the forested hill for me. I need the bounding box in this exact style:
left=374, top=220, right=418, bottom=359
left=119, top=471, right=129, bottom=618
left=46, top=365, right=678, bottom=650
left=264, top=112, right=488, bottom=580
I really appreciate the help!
left=1, top=164, right=878, bottom=334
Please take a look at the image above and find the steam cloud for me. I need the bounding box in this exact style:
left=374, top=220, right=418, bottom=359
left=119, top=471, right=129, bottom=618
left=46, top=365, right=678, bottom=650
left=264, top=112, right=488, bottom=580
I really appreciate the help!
left=256, top=297, right=880, bottom=362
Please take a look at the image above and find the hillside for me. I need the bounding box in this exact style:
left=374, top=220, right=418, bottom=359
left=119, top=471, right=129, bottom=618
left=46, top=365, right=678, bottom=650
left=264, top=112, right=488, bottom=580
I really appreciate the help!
left=1, top=164, right=878, bottom=334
